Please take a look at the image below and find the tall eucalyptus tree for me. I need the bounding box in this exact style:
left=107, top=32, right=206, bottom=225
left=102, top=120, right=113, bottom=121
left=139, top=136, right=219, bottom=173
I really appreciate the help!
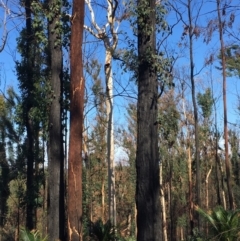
left=16, top=0, right=50, bottom=229
left=216, top=0, right=234, bottom=210
left=47, top=0, right=65, bottom=239
left=136, top=0, right=162, bottom=239
left=67, top=0, right=85, bottom=239
left=84, top=0, right=121, bottom=226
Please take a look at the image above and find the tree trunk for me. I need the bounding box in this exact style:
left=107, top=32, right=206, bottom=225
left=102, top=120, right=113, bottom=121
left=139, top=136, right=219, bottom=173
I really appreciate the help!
left=205, top=166, right=212, bottom=210
left=84, top=0, right=118, bottom=226
left=26, top=119, right=34, bottom=230
left=188, top=147, right=194, bottom=236
left=187, top=0, right=201, bottom=229
left=0, top=133, right=9, bottom=237
left=105, top=50, right=116, bottom=226
left=25, top=0, right=35, bottom=229
left=219, top=160, right=227, bottom=209
left=215, top=144, right=221, bottom=206
left=47, top=0, right=65, bottom=238
left=136, top=0, right=162, bottom=239
left=205, top=166, right=212, bottom=237
left=67, top=0, right=85, bottom=238
left=212, top=79, right=221, bottom=206
left=216, top=0, right=234, bottom=210
left=160, top=162, right=168, bottom=241
left=168, top=161, right=173, bottom=240
left=102, top=178, right=105, bottom=222
left=181, top=87, right=194, bottom=236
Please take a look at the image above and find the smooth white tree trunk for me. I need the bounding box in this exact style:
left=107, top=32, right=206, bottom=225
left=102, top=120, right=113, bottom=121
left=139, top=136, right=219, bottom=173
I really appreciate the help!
left=84, top=0, right=119, bottom=225
left=160, top=162, right=168, bottom=241
left=105, top=50, right=116, bottom=226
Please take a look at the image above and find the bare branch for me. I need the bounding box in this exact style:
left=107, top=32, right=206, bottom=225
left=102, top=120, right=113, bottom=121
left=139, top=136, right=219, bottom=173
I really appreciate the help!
left=194, top=0, right=203, bottom=27
left=83, top=24, right=99, bottom=39
left=85, top=0, right=101, bottom=32
left=0, top=0, right=10, bottom=52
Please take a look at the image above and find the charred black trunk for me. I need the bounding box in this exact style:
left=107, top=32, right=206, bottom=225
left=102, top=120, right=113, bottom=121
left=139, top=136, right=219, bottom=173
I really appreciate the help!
left=136, top=0, right=162, bottom=240
left=47, top=1, right=65, bottom=239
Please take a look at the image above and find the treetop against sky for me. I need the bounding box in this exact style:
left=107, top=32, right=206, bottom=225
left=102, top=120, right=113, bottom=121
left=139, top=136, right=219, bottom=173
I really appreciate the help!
left=0, top=0, right=240, bottom=139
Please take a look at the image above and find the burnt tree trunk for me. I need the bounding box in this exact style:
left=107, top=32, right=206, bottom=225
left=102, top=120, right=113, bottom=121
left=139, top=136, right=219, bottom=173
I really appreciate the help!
left=67, top=0, right=85, bottom=239
left=136, top=0, right=162, bottom=239
left=47, top=0, right=65, bottom=239
left=187, top=0, right=201, bottom=231
left=25, top=0, right=35, bottom=230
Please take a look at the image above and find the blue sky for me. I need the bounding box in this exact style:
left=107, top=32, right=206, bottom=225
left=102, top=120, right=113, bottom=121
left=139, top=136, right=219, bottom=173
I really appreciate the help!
left=165, top=0, right=240, bottom=130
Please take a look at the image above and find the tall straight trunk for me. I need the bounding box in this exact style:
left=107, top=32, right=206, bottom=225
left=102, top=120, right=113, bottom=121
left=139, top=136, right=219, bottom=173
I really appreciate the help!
left=160, top=162, right=168, bottom=241
left=212, top=75, right=221, bottom=206
left=35, top=130, right=40, bottom=228
left=26, top=120, right=34, bottom=230
left=105, top=50, right=116, bottom=226
left=188, top=147, right=194, bottom=235
left=101, top=179, right=105, bottom=222
left=25, top=0, right=35, bottom=229
left=0, top=134, right=9, bottom=237
left=84, top=0, right=118, bottom=226
left=216, top=0, right=234, bottom=210
left=181, top=87, right=194, bottom=236
left=136, top=0, right=162, bottom=239
left=205, top=166, right=212, bottom=209
left=219, top=160, right=227, bottom=209
left=167, top=184, right=172, bottom=240
left=205, top=166, right=212, bottom=237
left=68, top=0, right=84, bottom=238
left=47, top=1, right=65, bottom=239
left=187, top=0, right=201, bottom=229
left=214, top=155, right=221, bottom=205
left=168, top=162, right=173, bottom=240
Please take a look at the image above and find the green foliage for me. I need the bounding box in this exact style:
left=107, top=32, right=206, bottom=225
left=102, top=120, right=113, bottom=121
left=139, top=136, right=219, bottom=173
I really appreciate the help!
left=187, top=228, right=206, bottom=241
left=20, top=228, right=47, bottom=241
left=46, top=0, right=71, bottom=48
left=217, top=45, right=240, bottom=77
left=16, top=24, right=50, bottom=130
left=158, top=95, right=180, bottom=148
left=159, top=105, right=179, bottom=145
left=121, top=0, right=173, bottom=88
left=7, top=178, right=26, bottom=214
left=225, top=45, right=240, bottom=77
left=123, top=237, right=136, bottom=241
left=87, top=219, right=129, bottom=241
left=0, top=89, right=23, bottom=231
left=196, top=206, right=240, bottom=240
left=88, top=219, right=116, bottom=241
left=197, top=88, right=214, bottom=119
left=136, top=0, right=168, bottom=33
left=31, top=1, right=48, bottom=46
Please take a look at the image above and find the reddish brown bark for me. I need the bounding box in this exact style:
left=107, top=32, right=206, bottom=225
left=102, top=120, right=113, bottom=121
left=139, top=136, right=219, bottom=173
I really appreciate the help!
left=67, top=0, right=85, bottom=239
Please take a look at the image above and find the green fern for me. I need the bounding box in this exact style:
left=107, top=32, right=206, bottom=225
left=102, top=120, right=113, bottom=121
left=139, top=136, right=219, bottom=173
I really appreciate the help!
left=20, top=228, right=48, bottom=241
left=196, top=206, right=240, bottom=241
